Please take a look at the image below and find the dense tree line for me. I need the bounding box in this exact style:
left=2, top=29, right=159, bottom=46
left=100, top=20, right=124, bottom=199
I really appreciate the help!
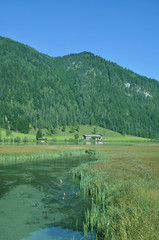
left=0, top=36, right=159, bottom=138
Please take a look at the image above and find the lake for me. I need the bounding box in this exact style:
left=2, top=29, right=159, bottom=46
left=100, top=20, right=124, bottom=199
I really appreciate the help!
left=0, top=156, right=96, bottom=240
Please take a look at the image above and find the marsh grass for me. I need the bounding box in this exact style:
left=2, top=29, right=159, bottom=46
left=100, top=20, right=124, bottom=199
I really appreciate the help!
left=0, top=149, right=86, bottom=164
left=0, top=144, right=100, bottom=164
left=0, top=143, right=158, bottom=238
left=71, top=144, right=159, bottom=239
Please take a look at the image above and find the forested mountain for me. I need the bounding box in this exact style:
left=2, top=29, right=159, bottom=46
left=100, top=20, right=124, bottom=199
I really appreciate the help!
left=0, top=36, right=159, bottom=138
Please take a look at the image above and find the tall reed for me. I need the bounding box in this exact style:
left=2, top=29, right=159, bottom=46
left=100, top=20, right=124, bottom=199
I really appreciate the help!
left=0, top=150, right=86, bottom=164
left=71, top=149, right=159, bottom=240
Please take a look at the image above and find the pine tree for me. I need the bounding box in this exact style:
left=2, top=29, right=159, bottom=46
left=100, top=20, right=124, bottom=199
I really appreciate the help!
left=36, top=129, right=43, bottom=140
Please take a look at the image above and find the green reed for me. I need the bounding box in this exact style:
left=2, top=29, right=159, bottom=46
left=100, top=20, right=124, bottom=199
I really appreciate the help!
left=0, top=150, right=86, bottom=165
left=71, top=149, right=159, bottom=240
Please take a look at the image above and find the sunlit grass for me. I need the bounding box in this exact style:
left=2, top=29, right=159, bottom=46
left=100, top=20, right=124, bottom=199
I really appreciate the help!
left=0, top=128, right=35, bottom=141
left=0, top=125, right=149, bottom=142
left=71, top=144, right=159, bottom=239
left=46, top=125, right=148, bottom=142
left=0, top=146, right=87, bottom=164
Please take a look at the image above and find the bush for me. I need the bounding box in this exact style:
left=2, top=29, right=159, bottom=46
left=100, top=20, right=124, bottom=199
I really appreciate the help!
left=74, top=133, right=79, bottom=140
left=14, top=137, right=21, bottom=143
left=23, top=137, right=28, bottom=143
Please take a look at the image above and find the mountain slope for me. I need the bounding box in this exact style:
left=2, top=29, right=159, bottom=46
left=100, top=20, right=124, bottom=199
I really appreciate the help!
left=0, top=36, right=159, bottom=137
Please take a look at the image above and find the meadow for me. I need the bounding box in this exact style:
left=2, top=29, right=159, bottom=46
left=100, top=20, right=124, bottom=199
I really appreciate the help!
left=71, top=144, right=159, bottom=239
left=0, top=125, right=149, bottom=142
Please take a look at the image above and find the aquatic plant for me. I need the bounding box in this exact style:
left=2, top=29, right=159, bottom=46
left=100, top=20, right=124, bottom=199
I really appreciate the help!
left=0, top=150, right=87, bottom=165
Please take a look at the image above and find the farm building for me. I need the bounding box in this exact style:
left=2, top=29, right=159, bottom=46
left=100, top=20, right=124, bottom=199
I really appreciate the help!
left=37, top=138, right=46, bottom=143
left=83, top=135, right=103, bottom=140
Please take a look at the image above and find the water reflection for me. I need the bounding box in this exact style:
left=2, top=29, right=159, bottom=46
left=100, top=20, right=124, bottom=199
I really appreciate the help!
left=0, top=140, right=108, bottom=147
left=22, top=226, right=95, bottom=240
left=0, top=156, right=96, bottom=240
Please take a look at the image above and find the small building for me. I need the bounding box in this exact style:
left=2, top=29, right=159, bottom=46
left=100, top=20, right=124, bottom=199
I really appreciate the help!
left=37, top=138, right=46, bottom=143
left=83, top=135, right=103, bottom=140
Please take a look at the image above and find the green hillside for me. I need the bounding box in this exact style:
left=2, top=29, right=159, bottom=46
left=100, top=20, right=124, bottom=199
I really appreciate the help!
left=0, top=125, right=148, bottom=143
left=0, top=36, right=159, bottom=138
left=49, top=125, right=148, bottom=142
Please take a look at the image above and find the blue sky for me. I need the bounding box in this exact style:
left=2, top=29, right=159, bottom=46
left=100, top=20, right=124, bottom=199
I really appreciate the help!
left=1, top=0, right=159, bottom=80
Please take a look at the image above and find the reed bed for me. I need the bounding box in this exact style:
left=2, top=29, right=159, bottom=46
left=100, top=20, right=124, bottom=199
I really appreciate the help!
left=1, top=143, right=158, bottom=238
left=71, top=145, right=159, bottom=240
left=0, top=150, right=86, bottom=164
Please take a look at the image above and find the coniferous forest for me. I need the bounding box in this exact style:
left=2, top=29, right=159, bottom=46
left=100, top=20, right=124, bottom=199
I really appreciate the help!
left=0, top=36, right=159, bottom=138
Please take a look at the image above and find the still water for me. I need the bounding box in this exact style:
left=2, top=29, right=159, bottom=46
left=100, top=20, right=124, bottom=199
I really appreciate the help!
left=0, top=156, right=96, bottom=240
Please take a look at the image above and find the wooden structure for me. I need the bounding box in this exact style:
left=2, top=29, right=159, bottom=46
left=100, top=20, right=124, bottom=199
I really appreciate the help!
left=37, top=138, right=46, bottom=143
left=83, top=135, right=103, bottom=140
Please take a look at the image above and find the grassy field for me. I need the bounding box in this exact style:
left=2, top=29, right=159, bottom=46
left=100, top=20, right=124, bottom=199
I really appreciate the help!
left=0, top=142, right=158, bottom=239
left=45, top=125, right=149, bottom=142
left=0, top=129, right=36, bottom=142
left=71, top=144, right=159, bottom=239
left=0, top=144, right=89, bottom=164
left=0, top=125, right=149, bottom=142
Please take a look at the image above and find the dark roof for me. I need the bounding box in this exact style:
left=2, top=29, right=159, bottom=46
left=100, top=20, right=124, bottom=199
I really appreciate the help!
left=83, top=135, right=102, bottom=137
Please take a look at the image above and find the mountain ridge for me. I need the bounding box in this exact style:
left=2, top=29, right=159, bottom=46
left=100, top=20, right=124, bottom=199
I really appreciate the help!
left=0, top=36, right=159, bottom=138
